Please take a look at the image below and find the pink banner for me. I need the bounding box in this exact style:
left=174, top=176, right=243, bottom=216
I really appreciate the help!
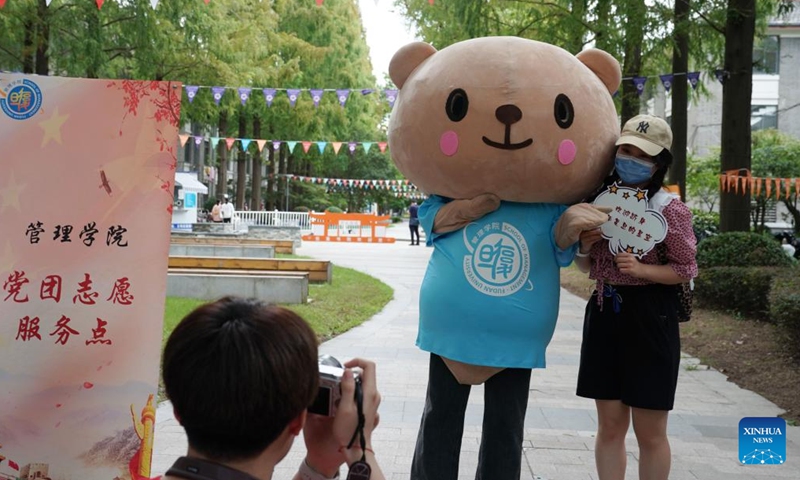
left=0, top=74, right=180, bottom=480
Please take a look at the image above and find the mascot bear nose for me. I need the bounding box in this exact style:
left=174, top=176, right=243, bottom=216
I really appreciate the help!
left=495, top=104, right=523, bottom=126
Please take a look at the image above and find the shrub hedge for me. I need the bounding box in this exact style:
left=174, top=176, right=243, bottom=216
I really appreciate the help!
left=768, top=267, right=800, bottom=345
left=694, top=267, right=780, bottom=319
left=696, top=232, right=792, bottom=268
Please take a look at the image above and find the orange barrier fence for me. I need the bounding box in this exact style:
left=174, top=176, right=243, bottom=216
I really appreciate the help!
left=302, top=212, right=396, bottom=243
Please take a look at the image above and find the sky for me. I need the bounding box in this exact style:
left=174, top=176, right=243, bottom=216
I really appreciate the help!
left=357, top=0, right=421, bottom=83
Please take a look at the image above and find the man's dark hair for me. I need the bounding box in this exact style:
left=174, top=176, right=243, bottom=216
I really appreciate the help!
left=163, top=296, right=318, bottom=462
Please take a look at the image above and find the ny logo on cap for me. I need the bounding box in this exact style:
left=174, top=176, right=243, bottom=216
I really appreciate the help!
left=636, top=121, right=650, bottom=134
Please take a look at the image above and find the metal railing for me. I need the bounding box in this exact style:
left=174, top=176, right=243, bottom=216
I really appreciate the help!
left=233, top=210, right=312, bottom=232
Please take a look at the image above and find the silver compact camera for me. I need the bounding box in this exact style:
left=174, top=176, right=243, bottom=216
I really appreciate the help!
left=308, top=355, right=361, bottom=416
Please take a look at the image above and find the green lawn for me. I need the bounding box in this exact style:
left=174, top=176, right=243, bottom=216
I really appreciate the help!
left=162, top=265, right=393, bottom=343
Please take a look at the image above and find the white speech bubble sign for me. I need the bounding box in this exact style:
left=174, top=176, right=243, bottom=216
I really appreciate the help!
left=593, top=183, right=668, bottom=258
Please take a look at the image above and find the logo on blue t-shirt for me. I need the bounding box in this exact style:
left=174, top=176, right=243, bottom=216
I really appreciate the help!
left=738, top=417, right=786, bottom=465
left=463, top=222, right=530, bottom=297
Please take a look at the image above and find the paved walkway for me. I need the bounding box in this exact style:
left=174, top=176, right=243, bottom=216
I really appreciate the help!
left=153, top=235, right=799, bottom=480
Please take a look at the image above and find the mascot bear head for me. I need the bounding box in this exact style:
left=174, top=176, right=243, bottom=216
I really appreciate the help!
left=388, top=36, right=621, bottom=205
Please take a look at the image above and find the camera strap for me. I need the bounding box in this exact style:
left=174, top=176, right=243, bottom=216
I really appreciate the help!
left=345, top=379, right=371, bottom=480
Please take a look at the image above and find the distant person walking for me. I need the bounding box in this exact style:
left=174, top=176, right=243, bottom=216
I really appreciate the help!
left=220, top=195, right=234, bottom=223
left=409, top=200, right=420, bottom=245
left=210, top=200, right=222, bottom=223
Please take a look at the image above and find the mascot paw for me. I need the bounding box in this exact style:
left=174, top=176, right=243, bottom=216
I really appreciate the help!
left=555, top=203, right=611, bottom=249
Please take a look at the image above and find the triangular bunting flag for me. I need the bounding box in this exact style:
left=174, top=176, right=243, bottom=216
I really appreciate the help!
left=273, top=141, right=281, bottom=151
left=225, top=138, right=236, bottom=150
left=287, top=141, right=297, bottom=153
left=714, top=69, right=726, bottom=84
left=263, top=88, right=276, bottom=107
left=96, top=0, right=104, bottom=9
left=150, top=0, right=159, bottom=8
left=687, top=71, right=701, bottom=90
left=310, top=89, right=324, bottom=107
left=256, top=139, right=267, bottom=152
left=241, top=139, right=252, bottom=151
left=179, top=134, right=190, bottom=147
left=378, top=142, right=387, bottom=153
left=384, top=89, right=398, bottom=108
left=287, top=89, right=302, bottom=107
left=632, top=76, right=647, bottom=96
left=316, top=0, right=324, bottom=5
left=205, top=0, right=210, bottom=4
left=185, top=86, right=199, bottom=103
left=336, top=89, right=350, bottom=107
left=212, top=86, right=226, bottom=105
left=194, top=136, right=203, bottom=145
left=238, top=87, right=251, bottom=106
left=0, top=0, right=6, bottom=8
left=302, top=141, right=312, bottom=153
left=317, top=142, right=327, bottom=154
left=348, top=142, right=357, bottom=153
left=332, top=142, right=342, bottom=154
left=363, top=142, right=373, bottom=154
left=659, top=74, right=673, bottom=92
left=211, top=137, right=221, bottom=148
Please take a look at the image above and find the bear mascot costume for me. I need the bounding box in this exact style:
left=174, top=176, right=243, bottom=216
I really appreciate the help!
left=387, top=37, right=621, bottom=479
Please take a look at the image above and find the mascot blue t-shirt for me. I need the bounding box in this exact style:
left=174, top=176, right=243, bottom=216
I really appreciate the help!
left=417, top=195, right=576, bottom=369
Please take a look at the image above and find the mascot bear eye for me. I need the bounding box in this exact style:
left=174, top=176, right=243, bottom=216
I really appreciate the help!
left=445, top=89, right=469, bottom=122
left=553, top=94, right=574, bottom=129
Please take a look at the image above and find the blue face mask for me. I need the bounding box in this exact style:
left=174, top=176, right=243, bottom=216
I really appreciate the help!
left=615, top=155, right=655, bottom=184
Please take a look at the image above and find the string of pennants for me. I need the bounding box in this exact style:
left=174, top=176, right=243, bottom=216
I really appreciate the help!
left=290, top=175, right=419, bottom=193
left=620, top=70, right=727, bottom=97
left=179, top=135, right=388, bottom=155
left=184, top=86, right=398, bottom=110
left=720, top=169, right=800, bottom=200
left=0, top=0, right=434, bottom=11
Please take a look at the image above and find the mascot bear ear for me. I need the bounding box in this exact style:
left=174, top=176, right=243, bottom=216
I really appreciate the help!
left=389, top=42, right=438, bottom=89
left=576, top=48, right=621, bottom=95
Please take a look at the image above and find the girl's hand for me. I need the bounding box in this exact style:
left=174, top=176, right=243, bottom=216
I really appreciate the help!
left=614, top=252, right=645, bottom=278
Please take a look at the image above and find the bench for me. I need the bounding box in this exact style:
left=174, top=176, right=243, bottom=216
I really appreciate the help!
left=170, top=237, right=295, bottom=254
left=167, top=271, right=308, bottom=304
left=167, top=256, right=332, bottom=284
left=169, top=244, right=275, bottom=259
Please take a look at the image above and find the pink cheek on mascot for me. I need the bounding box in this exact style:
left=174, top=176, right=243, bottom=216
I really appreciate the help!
left=558, top=139, right=577, bottom=165
left=440, top=130, right=459, bottom=156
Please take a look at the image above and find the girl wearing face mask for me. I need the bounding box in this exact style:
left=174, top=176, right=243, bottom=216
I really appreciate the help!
left=573, top=114, right=698, bottom=480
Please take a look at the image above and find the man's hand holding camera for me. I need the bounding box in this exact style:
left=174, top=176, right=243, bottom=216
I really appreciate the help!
left=301, top=358, right=383, bottom=480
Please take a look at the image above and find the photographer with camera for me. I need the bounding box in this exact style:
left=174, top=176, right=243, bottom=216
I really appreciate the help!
left=160, top=296, right=385, bottom=480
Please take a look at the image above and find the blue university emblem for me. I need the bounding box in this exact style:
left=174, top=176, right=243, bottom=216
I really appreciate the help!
left=462, top=221, right=530, bottom=297
left=1, top=79, right=43, bottom=120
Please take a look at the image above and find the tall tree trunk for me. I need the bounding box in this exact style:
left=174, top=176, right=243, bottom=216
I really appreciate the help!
left=35, top=0, right=49, bottom=75
left=280, top=148, right=288, bottom=211
left=719, top=0, right=755, bottom=232
left=22, top=19, right=35, bottom=73
left=216, top=112, right=228, bottom=200
left=251, top=117, right=263, bottom=210
left=236, top=111, right=248, bottom=210
left=669, top=0, right=690, bottom=200
left=86, top=8, right=101, bottom=78
left=266, top=144, right=276, bottom=210
left=620, top=0, right=645, bottom=125
left=594, top=0, right=613, bottom=53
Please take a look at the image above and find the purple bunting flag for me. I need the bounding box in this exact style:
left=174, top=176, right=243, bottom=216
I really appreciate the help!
left=211, top=86, right=226, bottom=105
left=348, top=142, right=357, bottom=153
left=687, top=71, right=701, bottom=90
left=714, top=69, right=726, bottom=84
left=361, top=89, right=374, bottom=95
left=336, top=89, right=350, bottom=107
left=384, top=89, right=398, bottom=108
left=310, top=89, right=324, bottom=108
left=238, top=87, right=251, bottom=106
left=194, top=136, right=203, bottom=145
left=632, top=76, right=647, bottom=96
left=287, top=89, right=302, bottom=107
left=185, top=85, right=199, bottom=103
left=273, top=141, right=281, bottom=151
left=659, top=74, right=673, bottom=92
left=263, top=88, right=276, bottom=107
